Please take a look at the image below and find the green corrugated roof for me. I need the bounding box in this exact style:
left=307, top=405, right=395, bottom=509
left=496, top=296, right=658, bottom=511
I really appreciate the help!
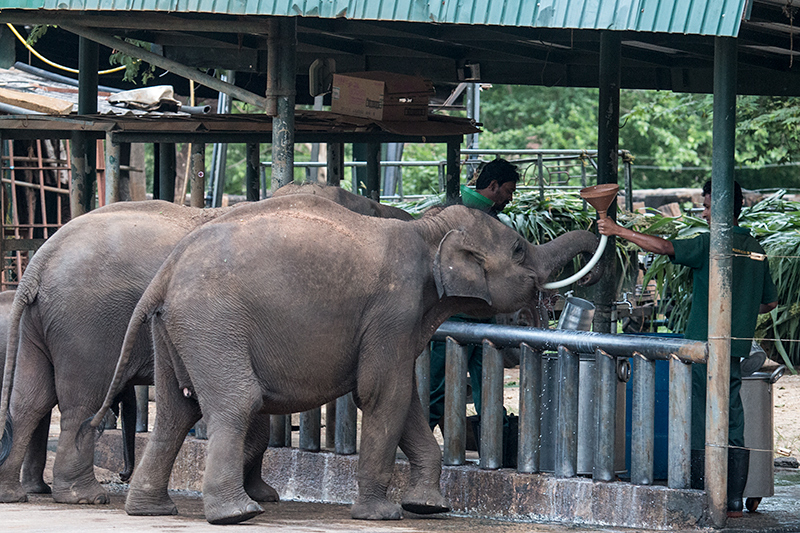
left=0, top=0, right=749, bottom=37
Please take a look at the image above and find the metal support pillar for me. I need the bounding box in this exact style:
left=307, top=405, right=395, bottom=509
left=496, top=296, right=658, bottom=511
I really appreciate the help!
left=593, top=348, right=616, bottom=481
left=327, top=143, right=344, bottom=186
left=246, top=143, right=260, bottom=201
left=518, top=343, right=541, bottom=473
left=325, top=401, right=336, bottom=448
left=443, top=337, right=467, bottom=466
left=555, top=345, right=578, bottom=477
left=415, top=346, right=431, bottom=425
left=445, top=140, right=460, bottom=205
left=269, top=415, right=288, bottom=447
left=335, top=393, right=357, bottom=455
left=159, top=143, right=176, bottom=203
left=631, top=355, right=655, bottom=485
left=365, top=142, right=380, bottom=201
left=669, top=356, right=692, bottom=488
left=104, top=132, right=120, bottom=205
left=135, top=385, right=149, bottom=433
left=480, top=340, right=504, bottom=470
left=299, top=407, right=321, bottom=452
left=69, top=132, right=90, bottom=217
left=706, top=35, right=738, bottom=528
left=594, top=30, right=621, bottom=334
left=190, top=143, right=205, bottom=208
left=269, top=18, right=296, bottom=189
left=352, top=143, right=367, bottom=193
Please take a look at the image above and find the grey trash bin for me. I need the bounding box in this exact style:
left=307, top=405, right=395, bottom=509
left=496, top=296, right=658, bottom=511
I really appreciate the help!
left=741, top=364, right=786, bottom=512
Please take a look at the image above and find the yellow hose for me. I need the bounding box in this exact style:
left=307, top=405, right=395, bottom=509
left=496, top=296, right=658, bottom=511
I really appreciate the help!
left=7, top=23, right=127, bottom=75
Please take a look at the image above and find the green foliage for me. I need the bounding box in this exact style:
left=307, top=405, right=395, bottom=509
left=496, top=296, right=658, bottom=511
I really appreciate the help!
left=25, top=25, right=50, bottom=47
left=108, top=40, right=156, bottom=85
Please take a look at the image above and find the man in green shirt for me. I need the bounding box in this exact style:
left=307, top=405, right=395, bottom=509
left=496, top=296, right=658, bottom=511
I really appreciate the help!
left=597, top=180, right=778, bottom=517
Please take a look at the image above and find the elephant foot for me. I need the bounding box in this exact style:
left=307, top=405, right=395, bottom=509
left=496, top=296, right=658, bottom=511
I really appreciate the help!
left=245, top=477, right=279, bottom=503
left=401, top=484, right=450, bottom=515
left=125, top=489, right=178, bottom=516
left=351, top=497, right=403, bottom=520
left=204, top=495, right=264, bottom=525
left=52, top=484, right=109, bottom=505
left=22, top=479, right=51, bottom=495
left=0, top=481, right=28, bottom=503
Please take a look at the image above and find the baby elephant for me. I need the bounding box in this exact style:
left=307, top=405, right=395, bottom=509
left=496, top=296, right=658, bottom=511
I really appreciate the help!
left=94, top=194, right=600, bottom=524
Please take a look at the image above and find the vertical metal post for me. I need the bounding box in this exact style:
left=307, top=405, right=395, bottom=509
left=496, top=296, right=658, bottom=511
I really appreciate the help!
left=365, top=142, right=381, bottom=201
left=269, top=415, right=287, bottom=447
left=706, top=35, right=738, bottom=528
left=209, top=71, right=233, bottom=207
left=443, top=337, right=467, bottom=466
left=624, top=154, right=633, bottom=212
left=335, top=393, right=357, bottom=455
left=631, top=354, right=655, bottom=485
left=307, top=94, right=324, bottom=182
left=134, top=385, right=149, bottom=433
left=518, top=343, right=541, bottom=473
left=594, top=30, right=621, bottom=335
left=246, top=143, right=260, bottom=201
left=480, top=340, right=503, bottom=470
left=445, top=140, right=460, bottom=205
left=669, top=356, right=692, bottom=489
left=271, top=18, right=296, bottom=189
left=299, top=407, right=321, bottom=452
left=537, top=153, right=544, bottom=201
left=159, top=143, right=176, bottom=203
left=416, top=346, right=431, bottom=425
left=555, top=345, right=578, bottom=478
left=593, top=348, right=616, bottom=481
left=324, top=401, right=336, bottom=449
left=581, top=156, right=588, bottom=212
left=327, top=143, right=344, bottom=186
left=104, top=132, right=120, bottom=205
left=190, top=143, right=205, bottom=208
left=69, top=132, right=89, bottom=217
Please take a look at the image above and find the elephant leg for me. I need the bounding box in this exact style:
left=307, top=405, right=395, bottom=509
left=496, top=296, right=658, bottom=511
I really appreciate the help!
left=351, top=351, right=413, bottom=520
left=200, top=374, right=265, bottom=524
left=51, top=404, right=111, bottom=504
left=20, top=412, right=52, bottom=494
left=0, top=340, right=56, bottom=503
left=242, top=413, right=278, bottom=503
left=126, top=343, right=200, bottom=517
left=398, top=383, right=449, bottom=515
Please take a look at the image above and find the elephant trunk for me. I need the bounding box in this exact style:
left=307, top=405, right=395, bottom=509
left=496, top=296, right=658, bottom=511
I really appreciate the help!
left=533, top=230, right=603, bottom=289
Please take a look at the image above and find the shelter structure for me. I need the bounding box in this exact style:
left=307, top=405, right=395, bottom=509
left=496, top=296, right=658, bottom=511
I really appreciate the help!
left=0, top=0, right=798, bottom=528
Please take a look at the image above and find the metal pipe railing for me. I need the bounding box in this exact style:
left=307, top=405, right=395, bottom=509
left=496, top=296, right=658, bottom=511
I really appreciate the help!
left=289, top=321, right=704, bottom=493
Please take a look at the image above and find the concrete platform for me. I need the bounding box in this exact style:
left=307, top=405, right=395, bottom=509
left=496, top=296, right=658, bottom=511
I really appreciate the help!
left=94, top=430, right=706, bottom=530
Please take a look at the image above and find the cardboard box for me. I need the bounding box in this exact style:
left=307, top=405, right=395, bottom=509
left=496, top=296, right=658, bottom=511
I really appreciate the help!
left=331, top=71, right=433, bottom=121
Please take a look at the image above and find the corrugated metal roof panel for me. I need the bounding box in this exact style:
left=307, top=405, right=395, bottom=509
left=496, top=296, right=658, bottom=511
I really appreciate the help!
left=0, top=0, right=749, bottom=37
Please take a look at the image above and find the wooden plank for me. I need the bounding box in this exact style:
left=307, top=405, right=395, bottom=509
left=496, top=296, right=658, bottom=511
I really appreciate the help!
left=0, top=87, right=73, bottom=115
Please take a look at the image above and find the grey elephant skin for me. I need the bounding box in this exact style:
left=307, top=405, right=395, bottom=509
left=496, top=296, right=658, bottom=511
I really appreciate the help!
left=0, top=201, right=237, bottom=505
left=273, top=182, right=415, bottom=221
left=0, top=185, right=414, bottom=506
left=96, top=194, right=600, bottom=524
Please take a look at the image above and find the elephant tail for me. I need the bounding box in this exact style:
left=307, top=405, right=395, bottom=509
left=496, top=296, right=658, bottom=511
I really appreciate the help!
left=0, top=270, right=41, bottom=463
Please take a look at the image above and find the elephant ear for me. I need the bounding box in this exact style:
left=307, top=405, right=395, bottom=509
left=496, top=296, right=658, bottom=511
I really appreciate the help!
left=433, top=229, right=492, bottom=305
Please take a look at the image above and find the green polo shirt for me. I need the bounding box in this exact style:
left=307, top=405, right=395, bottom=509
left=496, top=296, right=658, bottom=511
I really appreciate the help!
left=670, top=227, right=778, bottom=359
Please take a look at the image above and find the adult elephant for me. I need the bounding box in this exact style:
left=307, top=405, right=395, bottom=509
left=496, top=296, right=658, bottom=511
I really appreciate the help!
left=0, top=201, right=243, bottom=505
left=0, top=185, right=414, bottom=505
left=91, top=194, right=601, bottom=524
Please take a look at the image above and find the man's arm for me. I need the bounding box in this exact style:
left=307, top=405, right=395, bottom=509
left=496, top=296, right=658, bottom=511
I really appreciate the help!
left=760, top=301, right=778, bottom=314
left=597, top=218, right=675, bottom=256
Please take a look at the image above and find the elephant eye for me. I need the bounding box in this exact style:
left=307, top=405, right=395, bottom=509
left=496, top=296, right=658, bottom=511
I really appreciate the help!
left=512, top=240, right=526, bottom=263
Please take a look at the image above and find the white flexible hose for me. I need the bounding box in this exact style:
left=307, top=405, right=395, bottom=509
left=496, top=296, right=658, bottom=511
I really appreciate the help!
left=541, top=234, right=607, bottom=290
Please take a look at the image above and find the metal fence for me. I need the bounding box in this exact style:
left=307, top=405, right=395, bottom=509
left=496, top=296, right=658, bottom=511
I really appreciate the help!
left=262, top=321, right=706, bottom=490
